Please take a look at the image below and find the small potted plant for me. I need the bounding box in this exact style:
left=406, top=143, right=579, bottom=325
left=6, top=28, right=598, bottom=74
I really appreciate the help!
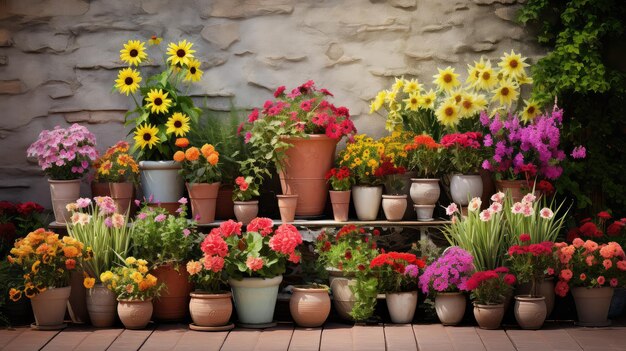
left=94, top=141, right=139, bottom=214
left=26, top=124, right=98, bottom=224
left=100, top=257, right=163, bottom=329
left=376, top=156, right=408, bottom=221
left=370, top=252, right=425, bottom=323
left=418, top=246, right=474, bottom=326
left=7, top=229, right=85, bottom=329
left=132, top=198, right=197, bottom=321
left=440, top=131, right=484, bottom=208
left=325, top=166, right=354, bottom=222
left=405, top=134, right=444, bottom=220
left=65, top=196, right=133, bottom=327
left=289, top=283, right=331, bottom=328
left=467, top=267, right=516, bottom=329
left=231, top=175, right=260, bottom=225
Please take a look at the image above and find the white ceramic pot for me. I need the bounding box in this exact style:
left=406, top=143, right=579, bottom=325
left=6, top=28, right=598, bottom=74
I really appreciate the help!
left=352, top=185, right=383, bottom=220
left=435, top=292, right=466, bottom=325
left=228, top=275, right=282, bottom=325
left=386, top=291, right=418, bottom=324
left=450, top=174, right=483, bottom=206
left=414, top=204, right=436, bottom=221
left=138, top=161, right=183, bottom=203
left=409, top=179, right=440, bottom=205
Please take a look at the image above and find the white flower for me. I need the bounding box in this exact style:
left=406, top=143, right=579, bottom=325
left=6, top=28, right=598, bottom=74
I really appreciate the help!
left=522, top=193, right=536, bottom=204
left=490, top=191, right=505, bottom=203
left=479, top=209, right=493, bottom=222
left=468, top=197, right=482, bottom=212
left=445, top=203, right=459, bottom=216
left=71, top=212, right=81, bottom=224
left=78, top=213, right=91, bottom=225
left=489, top=202, right=503, bottom=213
left=66, top=202, right=78, bottom=212
left=539, top=207, right=554, bottom=219
left=511, top=202, right=524, bottom=214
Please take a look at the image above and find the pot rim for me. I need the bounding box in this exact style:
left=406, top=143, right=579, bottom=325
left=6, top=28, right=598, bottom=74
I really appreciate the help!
left=413, top=204, right=436, bottom=208
left=410, top=178, right=440, bottom=182
left=514, top=295, right=546, bottom=301
left=435, top=291, right=464, bottom=296
left=280, top=134, right=339, bottom=142
left=473, top=302, right=505, bottom=308
left=48, top=179, right=82, bottom=183
left=329, top=189, right=351, bottom=193
left=233, top=200, right=259, bottom=205
left=292, top=286, right=330, bottom=293
left=382, top=194, right=407, bottom=199
left=186, top=182, right=221, bottom=187
left=190, top=291, right=232, bottom=298
left=138, top=160, right=182, bottom=170
left=352, top=185, right=383, bottom=189
left=385, top=290, right=418, bottom=296
left=276, top=194, right=299, bottom=199
left=228, top=275, right=283, bottom=288
left=117, top=298, right=153, bottom=302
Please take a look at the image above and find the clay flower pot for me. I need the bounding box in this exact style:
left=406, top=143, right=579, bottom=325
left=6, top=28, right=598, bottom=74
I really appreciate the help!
left=386, top=291, right=418, bottom=324
left=109, top=182, right=134, bottom=215
left=289, top=286, right=331, bottom=328
left=382, top=194, right=407, bottom=222
left=91, top=182, right=111, bottom=197
left=187, top=182, right=220, bottom=224
left=450, top=174, right=483, bottom=207
left=31, top=286, right=72, bottom=329
left=86, top=283, right=117, bottom=328
left=572, top=287, right=614, bottom=327
left=151, top=264, right=192, bottom=322
left=473, top=303, right=505, bottom=330
left=435, top=292, right=466, bottom=326
left=495, top=179, right=534, bottom=203
left=49, top=179, right=81, bottom=224
left=189, top=291, right=233, bottom=328
left=118, top=299, right=153, bottom=329
left=329, top=190, right=351, bottom=222
left=514, top=295, right=547, bottom=330
left=352, top=185, right=383, bottom=220
left=277, top=194, right=298, bottom=223
left=233, top=201, right=259, bottom=225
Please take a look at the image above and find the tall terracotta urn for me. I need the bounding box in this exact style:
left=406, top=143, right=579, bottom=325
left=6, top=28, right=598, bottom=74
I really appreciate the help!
left=151, top=264, right=192, bottom=321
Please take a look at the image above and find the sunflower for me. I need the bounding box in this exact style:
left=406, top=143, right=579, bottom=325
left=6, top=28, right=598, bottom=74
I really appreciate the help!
left=432, top=66, right=460, bottom=92
left=473, top=93, right=488, bottom=112
left=148, top=35, right=162, bottom=46
left=517, top=72, right=533, bottom=85
left=459, top=94, right=477, bottom=118
left=385, top=89, right=398, bottom=104
left=145, top=89, right=173, bottom=114
left=165, top=112, right=191, bottom=137
left=134, top=123, right=160, bottom=149
left=491, top=80, right=519, bottom=107
left=474, top=64, right=498, bottom=91
left=403, top=79, right=422, bottom=94
left=466, top=57, right=487, bottom=85
left=449, top=89, right=464, bottom=105
left=419, top=89, right=436, bottom=110
left=184, top=58, right=203, bottom=82
left=114, top=68, right=142, bottom=96
left=120, top=40, right=147, bottom=66
left=521, top=99, right=541, bottom=122
left=403, top=93, right=421, bottom=111
left=435, top=100, right=460, bottom=127
left=498, top=50, right=529, bottom=79
left=391, top=77, right=404, bottom=93
left=166, top=39, right=196, bottom=66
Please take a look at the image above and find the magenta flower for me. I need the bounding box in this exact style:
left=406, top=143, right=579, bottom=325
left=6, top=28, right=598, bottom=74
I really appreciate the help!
left=155, top=214, right=166, bottom=223
left=137, top=212, right=148, bottom=220
left=571, top=146, right=586, bottom=159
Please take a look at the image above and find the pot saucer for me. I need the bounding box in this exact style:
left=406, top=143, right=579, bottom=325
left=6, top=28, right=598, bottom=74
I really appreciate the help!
left=237, top=321, right=277, bottom=329
left=30, top=322, right=67, bottom=331
left=189, top=323, right=235, bottom=332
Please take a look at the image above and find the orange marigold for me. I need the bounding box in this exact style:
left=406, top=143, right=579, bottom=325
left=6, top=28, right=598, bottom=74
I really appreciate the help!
left=207, top=152, right=219, bottom=166
left=201, top=144, right=215, bottom=158
left=175, top=138, right=190, bottom=148
left=63, top=245, right=79, bottom=258
left=185, top=147, right=200, bottom=161
left=173, top=151, right=185, bottom=162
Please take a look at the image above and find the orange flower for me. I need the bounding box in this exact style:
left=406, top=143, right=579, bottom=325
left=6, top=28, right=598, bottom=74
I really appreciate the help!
left=185, top=147, right=200, bottom=161
left=83, top=277, right=95, bottom=289
left=138, top=280, right=150, bottom=291
left=173, top=151, right=185, bottom=162
left=36, top=243, right=50, bottom=255
left=65, top=259, right=76, bottom=270
left=175, top=138, right=190, bottom=148
left=207, top=152, right=219, bottom=166
left=201, top=144, right=215, bottom=158
left=63, top=246, right=79, bottom=258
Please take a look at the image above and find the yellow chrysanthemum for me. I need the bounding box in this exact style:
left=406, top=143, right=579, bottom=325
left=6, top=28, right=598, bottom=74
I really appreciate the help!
left=419, top=89, right=436, bottom=110
left=385, top=89, right=398, bottom=104
left=392, top=78, right=404, bottom=93
left=466, top=57, right=487, bottom=85
left=517, top=72, right=533, bottom=85
left=436, top=100, right=460, bottom=127
left=120, top=40, right=147, bottom=66
left=166, top=39, right=196, bottom=66
left=184, top=58, right=203, bottom=82
left=459, top=94, right=477, bottom=118
left=521, top=99, right=541, bottom=122
left=449, top=89, right=464, bottom=105
left=114, top=68, right=142, bottom=96
left=473, top=93, right=488, bottom=112
left=474, top=64, right=498, bottom=91
left=370, top=90, right=387, bottom=113
left=145, top=89, right=172, bottom=115
left=498, top=50, right=529, bottom=79
left=491, top=80, right=519, bottom=107
left=165, top=112, right=191, bottom=137
left=403, top=79, right=422, bottom=94
left=432, top=66, right=460, bottom=92
left=148, top=35, right=162, bottom=46
left=134, top=123, right=160, bottom=150
left=403, top=93, right=421, bottom=111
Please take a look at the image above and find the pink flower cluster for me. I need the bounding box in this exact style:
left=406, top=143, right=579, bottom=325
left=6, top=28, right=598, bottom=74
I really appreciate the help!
left=94, top=196, right=117, bottom=215
left=269, top=224, right=303, bottom=262
left=247, top=217, right=274, bottom=237
left=202, top=230, right=229, bottom=257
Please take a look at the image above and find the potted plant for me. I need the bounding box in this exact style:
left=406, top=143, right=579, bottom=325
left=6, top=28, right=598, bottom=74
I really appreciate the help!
left=132, top=198, right=197, bottom=321
left=315, top=225, right=380, bottom=321
left=418, top=247, right=474, bottom=325
left=289, top=283, right=331, bottom=328
left=336, top=135, right=384, bottom=220
left=7, top=229, right=85, bottom=329
left=405, top=134, right=444, bottom=221
left=93, top=142, right=139, bottom=214
left=554, top=239, right=626, bottom=326
left=232, top=176, right=259, bottom=225
left=238, top=81, right=356, bottom=217
left=115, top=37, right=203, bottom=207
left=26, top=124, right=98, bottom=224
left=100, top=257, right=163, bottom=329
left=65, top=196, right=132, bottom=327
left=441, top=131, right=485, bottom=208
left=186, top=232, right=233, bottom=331
left=377, top=131, right=417, bottom=219
left=325, top=167, right=354, bottom=222
left=370, top=252, right=425, bottom=323
left=377, top=156, right=408, bottom=221
left=173, top=140, right=222, bottom=224
left=466, top=267, right=516, bottom=329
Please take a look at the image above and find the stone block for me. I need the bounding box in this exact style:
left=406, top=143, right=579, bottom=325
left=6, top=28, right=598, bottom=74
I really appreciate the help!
left=495, top=5, right=522, bottom=21
left=64, top=110, right=126, bottom=124
left=388, top=0, right=416, bottom=9
left=0, top=29, right=12, bottom=47
left=210, top=0, right=294, bottom=18
left=0, top=56, right=7, bottom=65
left=0, top=80, right=24, bottom=94
left=45, top=81, right=75, bottom=99
left=13, top=31, right=70, bottom=53
left=7, top=0, right=89, bottom=17
left=201, top=22, right=240, bottom=50
left=141, top=0, right=170, bottom=14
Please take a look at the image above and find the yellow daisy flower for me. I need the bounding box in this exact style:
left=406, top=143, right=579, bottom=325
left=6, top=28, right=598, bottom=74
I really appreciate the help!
left=184, top=58, right=203, bottom=82
left=148, top=35, right=162, bottom=46
left=120, top=40, right=147, bottom=66
left=517, top=72, right=533, bottom=85
left=491, top=80, right=519, bottom=107
left=114, top=68, right=142, bottom=96
left=473, top=93, right=488, bottom=112
left=145, top=89, right=173, bottom=115
left=521, top=99, right=541, bottom=122
left=449, top=89, right=464, bottom=105
left=474, top=64, right=498, bottom=91
left=419, top=89, right=436, bottom=110
left=498, top=50, right=529, bottom=79
left=385, top=89, right=398, bottom=104
left=166, top=39, right=196, bottom=66
left=134, top=123, right=160, bottom=149
left=392, top=77, right=404, bottom=93
left=403, top=79, right=422, bottom=94
left=459, top=93, right=477, bottom=118
left=436, top=100, right=460, bottom=127
left=432, top=66, right=460, bottom=92
left=165, top=112, right=191, bottom=137
left=370, top=91, right=387, bottom=113
left=403, top=93, right=421, bottom=111
left=466, top=57, right=487, bottom=85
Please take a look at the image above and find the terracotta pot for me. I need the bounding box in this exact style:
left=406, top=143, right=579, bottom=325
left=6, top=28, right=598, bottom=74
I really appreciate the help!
left=187, top=182, right=220, bottom=224
left=515, top=277, right=555, bottom=317
left=572, top=287, right=614, bottom=327
left=233, top=201, right=259, bottom=225
left=514, top=295, right=547, bottom=330
left=414, top=204, right=436, bottom=221
left=329, top=190, right=351, bottom=222
left=91, top=182, right=111, bottom=197
left=290, top=286, right=331, bottom=327
left=118, top=299, right=153, bottom=329
left=386, top=291, right=418, bottom=324
left=277, top=194, right=298, bottom=223
left=328, top=270, right=356, bottom=321
left=86, top=283, right=117, bottom=328
left=49, top=179, right=81, bottom=224
left=139, top=160, right=183, bottom=203
left=189, top=291, right=233, bottom=327
left=435, top=292, right=466, bottom=326
left=473, top=303, right=504, bottom=329
left=31, top=286, right=71, bottom=328
left=382, top=195, right=407, bottom=222
left=352, top=185, right=383, bottom=220
left=278, top=135, right=338, bottom=216
left=151, top=264, right=192, bottom=321
left=146, top=202, right=180, bottom=216
left=229, top=275, right=282, bottom=325
left=495, top=179, right=535, bottom=203
left=109, top=182, right=134, bottom=215
left=216, top=185, right=235, bottom=220
left=450, top=174, right=483, bottom=206
left=409, top=178, right=440, bottom=205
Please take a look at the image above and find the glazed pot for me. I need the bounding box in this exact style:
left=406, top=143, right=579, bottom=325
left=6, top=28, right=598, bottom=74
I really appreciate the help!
left=151, top=264, right=192, bottom=321
left=86, top=283, right=117, bottom=328
left=109, top=182, right=134, bottom=215
left=409, top=178, right=440, bottom=205
left=329, top=190, right=351, bottom=222
left=473, top=303, right=505, bottom=330
left=186, top=182, right=220, bottom=224
left=229, top=275, right=282, bottom=326
left=382, top=195, right=407, bottom=222
left=414, top=204, right=436, bottom=221
left=139, top=160, right=183, bottom=203
left=328, top=269, right=356, bottom=321
left=31, top=286, right=71, bottom=329
left=49, top=179, right=81, bottom=224
left=118, top=299, right=153, bottom=329
left=495, top=179, right=535, bottom=203
left=450, top=174, right=483, bottom=206
left=514, top=295, right=547, bottom=330
left=571, top=287, right=614, bottom=327
left=277, top=194, right=298, bottom=223
left=289, top=286, right=331, bottom=327
left=386, top=291, right=418, bottom=324
left=352, top=185, right=383, bottom=220
left=215, top=185, right=235, bottom=220
left=189, top=291, right=233, bottom=327
left=435, top=292, right=466, bottom=326
left=233, top=200, right=259, bottom=225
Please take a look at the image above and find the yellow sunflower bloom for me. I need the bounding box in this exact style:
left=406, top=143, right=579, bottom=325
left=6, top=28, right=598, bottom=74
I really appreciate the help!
left=114, top=68, right=142, bottom=96
left=432, top=66, right=460, bottom=92
left=385, top=89, right=398, bottom=104
left=419, top=89, right=436, bottom=110
left=120, top=40, right=147, bottom=66
left=403, top=93, right=421, bottom=111
left=145, top=89, right=173, bottom=115
left=474, top=64, right=498, bottom=91
left=166, top=39, right=196, bottom=66
left=134, top=123, right=160, bottom=149
left=491, top=80, right=519, bottom=107
left=449, top=89, right=464, bottom=105
left=473, top=93, right=488, bottom=112
left=165, top=112, right=191, bottom=137
left=392, top=77, right=404, bottom=93
left=498, top=50, right=529, bottom=79
left=436, top=100, right=460, bottom=127
left=148, top=35, right=162, bottom=46
left=459, top=93, right=477, bottom=118
left=184, top=58, right=203, bottom=82
left=521, top=99, right=541, bottom=122
left=517, top=72, right=533, bottom=85
left=466, top=57, right=487, bottom=85
left=403, top=79, right=422, bottom=94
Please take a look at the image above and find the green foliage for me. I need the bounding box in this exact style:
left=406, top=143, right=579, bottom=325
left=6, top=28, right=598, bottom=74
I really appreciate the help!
left=349, top=274, right=378, bottom=321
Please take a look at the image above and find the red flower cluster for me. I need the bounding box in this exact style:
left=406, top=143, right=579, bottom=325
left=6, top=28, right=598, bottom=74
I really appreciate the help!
left=201, top=231, right=229, bottom=257
left=404, top=134, right=441, bottom=151
left=536, top=180, right=555, bottom=196
left=370, top=252, right=425, bottom=274
left=0, top=201, right=16, bottom=215
left=215, top=219, right=243, bottom=238
left=508, top=241, right=553, bottom=257
left=235, top=176, right=249, bottom=191
left=0, top=222, right=17, bottom=241
left=247, top=217, right=274, bottom=237
left=567, top=211, right=626, bottom=242
left=325, top=167, right=351, bottom=181
left=374, top=156, right=406, bottom=177
left=335, top=224, right=364, bottom=240
left=440, top=132, right=482, bottom=149
left=466, top=267, right=516, bottom=290
left=269, top=223, right=303, bottom=260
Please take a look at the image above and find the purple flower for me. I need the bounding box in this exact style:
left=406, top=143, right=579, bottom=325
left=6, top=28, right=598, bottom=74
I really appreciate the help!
left=483, top=134, right=493, bottom=147
left=194, top=214, right=201, bottom=221
left=134, top=199, right=141, bottom=207
left=418, top=247, right=474, bottom=295
left=104, top=217, right=113, bottom=228
left=571, top=146, right=586, bottom=159
left=155, top=214, right=166, bottom=223
left=183, top=228, right=191, bottom=237
left=137, top=212, right=147, bottom=220
left=481, top=159, right=492, bottom=170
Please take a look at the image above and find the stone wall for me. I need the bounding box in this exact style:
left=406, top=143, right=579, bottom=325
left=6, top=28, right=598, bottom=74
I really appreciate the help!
left=0, top=0, right=544, bottom=207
